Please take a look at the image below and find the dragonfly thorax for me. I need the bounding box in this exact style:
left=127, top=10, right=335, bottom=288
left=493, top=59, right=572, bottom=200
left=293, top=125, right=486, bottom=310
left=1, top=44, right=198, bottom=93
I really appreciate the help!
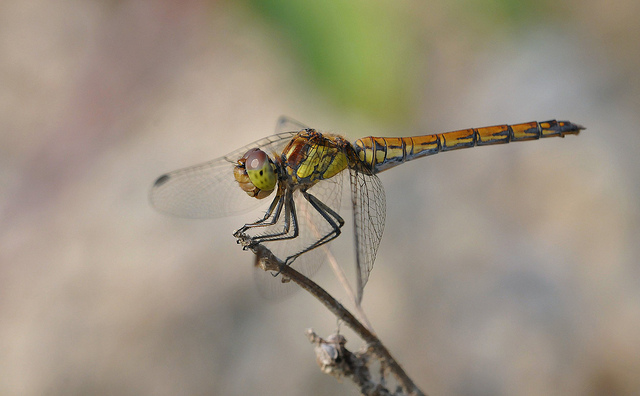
left=282, top=130, right=350, bottom=185
left=233, top=148, right=277, bottom=199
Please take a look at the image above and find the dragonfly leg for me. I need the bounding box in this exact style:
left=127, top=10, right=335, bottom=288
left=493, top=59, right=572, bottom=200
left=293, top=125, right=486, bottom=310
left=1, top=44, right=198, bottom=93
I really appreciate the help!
left=284, top=190, right=345, bottom=266
left=249, top=190, right=300, bottom=244
left=234, top=192, right=285, bottom=237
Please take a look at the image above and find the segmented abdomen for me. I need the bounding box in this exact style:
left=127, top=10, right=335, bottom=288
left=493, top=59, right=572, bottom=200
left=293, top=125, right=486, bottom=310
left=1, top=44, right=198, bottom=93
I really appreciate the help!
left=353, top=120, right=583, bottom=173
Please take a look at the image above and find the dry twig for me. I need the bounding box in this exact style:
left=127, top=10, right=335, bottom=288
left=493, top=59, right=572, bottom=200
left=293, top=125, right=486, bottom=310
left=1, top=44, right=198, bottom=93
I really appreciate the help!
left=236, top=233, right=426, bottom=396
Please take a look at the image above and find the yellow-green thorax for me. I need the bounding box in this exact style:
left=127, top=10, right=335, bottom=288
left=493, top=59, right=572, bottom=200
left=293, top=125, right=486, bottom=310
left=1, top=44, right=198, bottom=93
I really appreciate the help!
left=282, top=130, right=349, bottom=185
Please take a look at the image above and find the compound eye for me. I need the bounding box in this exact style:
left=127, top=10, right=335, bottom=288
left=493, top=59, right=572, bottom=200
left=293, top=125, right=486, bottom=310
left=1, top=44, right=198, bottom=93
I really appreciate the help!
left=244, top=148, right=267, bottom=171
left=243, top=149, right=276, bottom=191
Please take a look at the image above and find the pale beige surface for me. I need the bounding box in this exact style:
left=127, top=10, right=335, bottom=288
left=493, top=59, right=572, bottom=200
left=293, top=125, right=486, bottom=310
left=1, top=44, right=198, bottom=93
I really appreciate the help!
left=1, top=1, right=639, bottom=395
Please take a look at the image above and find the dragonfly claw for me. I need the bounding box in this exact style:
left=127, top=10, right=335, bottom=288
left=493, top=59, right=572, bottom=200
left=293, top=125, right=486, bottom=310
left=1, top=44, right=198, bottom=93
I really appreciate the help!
left=234, top=231, right=256, bottom=250
left=266, top=256, right=295, bottom=279
left=284, top=255, right=298, bottom=266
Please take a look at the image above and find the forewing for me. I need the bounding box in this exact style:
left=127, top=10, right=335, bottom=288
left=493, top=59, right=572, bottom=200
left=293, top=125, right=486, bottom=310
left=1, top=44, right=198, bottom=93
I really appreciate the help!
left=274, top=116, right=309, bottom=133
left=350, top=167, right=386, bottom=303
left=149, top=132, right=297, bottom=218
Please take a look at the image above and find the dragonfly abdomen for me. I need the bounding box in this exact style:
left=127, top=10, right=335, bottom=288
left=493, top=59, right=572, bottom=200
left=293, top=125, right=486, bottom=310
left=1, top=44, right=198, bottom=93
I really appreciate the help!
left=354, top=120, right=583, bottom=173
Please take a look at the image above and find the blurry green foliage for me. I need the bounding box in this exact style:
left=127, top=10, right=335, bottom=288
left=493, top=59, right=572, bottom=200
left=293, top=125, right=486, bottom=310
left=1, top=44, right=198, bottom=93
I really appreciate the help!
left=245, top=0, right=418, bottom=124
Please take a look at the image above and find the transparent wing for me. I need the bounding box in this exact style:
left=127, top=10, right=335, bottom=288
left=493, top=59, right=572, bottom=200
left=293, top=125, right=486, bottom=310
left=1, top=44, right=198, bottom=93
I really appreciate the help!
left=149, top=132, right=297, bottom=219
left=275, top=115, right=309, bottom=133
left=350, top=167, right=386, bottom=304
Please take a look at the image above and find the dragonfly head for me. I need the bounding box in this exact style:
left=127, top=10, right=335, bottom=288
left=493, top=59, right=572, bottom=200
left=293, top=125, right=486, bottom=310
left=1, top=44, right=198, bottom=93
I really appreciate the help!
left=234, top=148, right=277, bottom=199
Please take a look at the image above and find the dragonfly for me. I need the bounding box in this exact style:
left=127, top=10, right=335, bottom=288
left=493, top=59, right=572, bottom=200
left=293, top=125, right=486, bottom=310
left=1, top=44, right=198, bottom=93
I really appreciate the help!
left=150, top=117, right=582, bottom=303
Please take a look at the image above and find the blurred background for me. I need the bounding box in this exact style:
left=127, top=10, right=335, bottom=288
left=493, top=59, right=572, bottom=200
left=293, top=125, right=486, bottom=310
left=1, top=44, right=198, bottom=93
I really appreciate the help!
left=1, top=0, right=639, bottom=395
